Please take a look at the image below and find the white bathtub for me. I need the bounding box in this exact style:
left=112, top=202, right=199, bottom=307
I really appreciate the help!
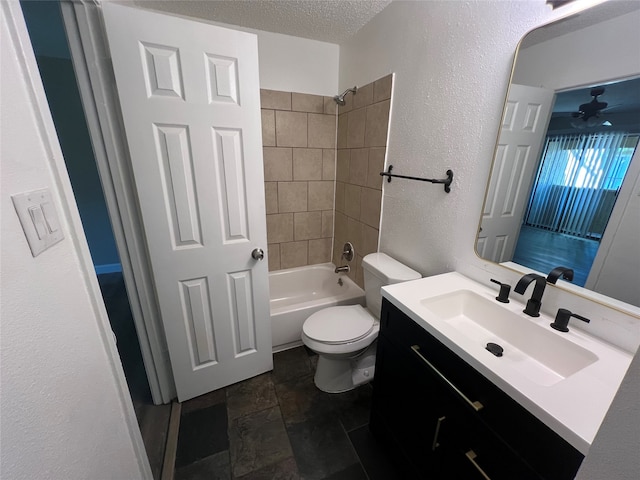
left=270, top=263, right=365, bottom=352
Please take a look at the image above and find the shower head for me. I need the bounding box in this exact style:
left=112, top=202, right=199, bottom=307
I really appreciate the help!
left=333, top=86, right=358, bottom=105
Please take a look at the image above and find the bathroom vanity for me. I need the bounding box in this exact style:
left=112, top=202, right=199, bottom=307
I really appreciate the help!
left=369, top=273, right=633, bottom=479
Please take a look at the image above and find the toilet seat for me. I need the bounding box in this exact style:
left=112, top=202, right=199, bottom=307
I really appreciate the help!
left=303, top=305, right=374, bottom=344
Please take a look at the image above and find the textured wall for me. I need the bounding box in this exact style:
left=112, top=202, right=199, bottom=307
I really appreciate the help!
left=255, top=32, right=339, bottom=95
left=338, top=0, right=555, bottom=278
left=575, top=346, right=640, bottom=478
left=338, top=1, right=640, bottom=477
left=1, top=3, right=147, bottom=478
left=337, top=0, right=640, bottom=349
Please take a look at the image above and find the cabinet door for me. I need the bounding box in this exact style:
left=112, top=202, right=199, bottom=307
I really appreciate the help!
left=372, top=335, right=451, bottom=478
left=400, top=341, right=542, bottom=480
left=440, top=414, right=542, bottom=480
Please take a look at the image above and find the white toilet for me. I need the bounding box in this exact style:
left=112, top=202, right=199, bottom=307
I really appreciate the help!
left=302, top=252, right=421, bottom=393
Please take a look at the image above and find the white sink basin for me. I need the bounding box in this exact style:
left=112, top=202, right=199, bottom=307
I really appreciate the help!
left=420, top=290, right=598, bottom=386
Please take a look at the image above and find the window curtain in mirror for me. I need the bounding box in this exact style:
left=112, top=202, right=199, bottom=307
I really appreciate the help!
left=524, top=132, right=639, bottom=239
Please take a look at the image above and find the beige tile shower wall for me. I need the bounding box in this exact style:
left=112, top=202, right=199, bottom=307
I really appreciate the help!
left=333, top=75, right=392, bottom=288
left=261, top=89, right=337, bottom=271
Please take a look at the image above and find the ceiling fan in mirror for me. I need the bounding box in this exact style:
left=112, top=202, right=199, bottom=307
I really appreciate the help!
left=570, top=86, right=613, bottom=129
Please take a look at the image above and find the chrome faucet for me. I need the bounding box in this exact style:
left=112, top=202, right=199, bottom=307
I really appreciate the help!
left=514, top=273, right=546, bottom=317
left=546, top=266, right=574, bottom=285
left=335, top=265, right=350, bottom=274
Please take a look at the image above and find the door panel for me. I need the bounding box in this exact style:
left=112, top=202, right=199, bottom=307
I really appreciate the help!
left=180, top=277, right=217, bottom=366
left=214, top=127, right=250, bottom=241
left=153, top=124, right=202, bottom=247
left=103, top=3, right=271, bottom=401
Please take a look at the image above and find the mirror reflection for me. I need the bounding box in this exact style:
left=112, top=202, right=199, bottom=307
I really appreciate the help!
left=476, top=1, right=640, bottom=307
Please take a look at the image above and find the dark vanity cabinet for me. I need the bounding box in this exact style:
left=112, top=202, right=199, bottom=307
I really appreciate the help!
left=370, top=298, right=584, bottom=480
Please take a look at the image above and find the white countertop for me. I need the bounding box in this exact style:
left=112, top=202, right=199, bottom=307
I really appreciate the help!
left=381, top=272, right=634, bottom=455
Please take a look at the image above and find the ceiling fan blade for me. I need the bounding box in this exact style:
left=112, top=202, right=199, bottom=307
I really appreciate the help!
left=601, top=103, right=623, bottom=112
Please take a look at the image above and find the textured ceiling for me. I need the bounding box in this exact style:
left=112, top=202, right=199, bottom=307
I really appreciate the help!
left=130, top=0, right=394, bottom=44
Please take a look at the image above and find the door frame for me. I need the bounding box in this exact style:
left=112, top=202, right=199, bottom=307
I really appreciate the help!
left=3, top=0, right=151, bottom=475
left=586, top=144, right=640, bottom=292
left=60, top=0, right=175, bottom=404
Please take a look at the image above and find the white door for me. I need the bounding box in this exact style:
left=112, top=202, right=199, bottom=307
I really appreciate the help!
left=477, top=84, right=555, bottom=263
left=102, top=3, right=272, bottom=401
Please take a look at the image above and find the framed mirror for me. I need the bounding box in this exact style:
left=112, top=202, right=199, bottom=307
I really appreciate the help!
left=476, top=1, right=640, bottom=308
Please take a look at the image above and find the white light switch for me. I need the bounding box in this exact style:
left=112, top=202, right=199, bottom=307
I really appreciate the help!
left=40, top=201, right=60, bottom=233
left=28, top=205, right=47, bottom=239
left=12, top=188, right=64, bottom=257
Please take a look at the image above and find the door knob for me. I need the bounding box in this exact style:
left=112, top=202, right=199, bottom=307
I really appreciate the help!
left=251, top=248, right=264, bottom=260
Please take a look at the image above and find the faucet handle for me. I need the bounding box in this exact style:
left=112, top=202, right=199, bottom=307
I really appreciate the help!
left=551, top=308, right=591, bottom=332
left=341, top=242, right=354, bottom=262
left=490, top=279, right=511, bottom=303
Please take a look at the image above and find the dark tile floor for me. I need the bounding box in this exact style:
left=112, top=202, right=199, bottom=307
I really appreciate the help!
left=174, top=347, right=401, bottom=480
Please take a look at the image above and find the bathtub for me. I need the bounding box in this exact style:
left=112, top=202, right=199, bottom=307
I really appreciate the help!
left=270, top=263, right=365, bottom=352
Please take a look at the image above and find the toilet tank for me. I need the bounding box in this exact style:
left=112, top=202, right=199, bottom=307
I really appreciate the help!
left=362, top=253, right=421, bottom=318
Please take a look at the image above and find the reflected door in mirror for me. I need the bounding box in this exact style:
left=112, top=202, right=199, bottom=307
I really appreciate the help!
left=477, top=84, right=554, bottom=262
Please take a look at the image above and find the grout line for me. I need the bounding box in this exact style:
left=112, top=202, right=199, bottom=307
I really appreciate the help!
left=160, top=400, right=182, bottom=480
left=340, top=416, right=371, bottom=480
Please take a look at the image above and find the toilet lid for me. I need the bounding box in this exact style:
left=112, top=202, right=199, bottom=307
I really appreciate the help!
left=303, top=305, right=375, bottom=344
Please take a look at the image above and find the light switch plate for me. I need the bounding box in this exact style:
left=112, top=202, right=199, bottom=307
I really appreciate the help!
left=12, top=188, right=64, bottom=257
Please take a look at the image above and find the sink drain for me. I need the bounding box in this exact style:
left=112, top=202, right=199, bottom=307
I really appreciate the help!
left=486, top=342, right=504, bottom=357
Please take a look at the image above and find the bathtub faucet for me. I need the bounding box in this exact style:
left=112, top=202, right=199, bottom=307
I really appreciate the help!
left=335, top=265, right=350, bottom=274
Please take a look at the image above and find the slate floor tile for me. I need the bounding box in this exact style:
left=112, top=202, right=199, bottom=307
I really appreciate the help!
left=302, top=346, right=319, bottom=370
left=227, top=373, right=278, bottom=421
left=234, top=456, right=300, bottom=480
left=275, top=374, right=332, bottom=425
left=229, top=406, right=293, bottom=477
left=173, top=346, right=398, bottom=480
left=276, top=373, right=372, bottom=430
left=286, top=414, right=360, bottom=480
left=137, top=402, right=171, bottom=480
left=273, top=347, right=313, bottom=384
left=332, top=384, right=373, bottom=432
left=182, top=388, right=227, bottom=415
left=174, top=450, right=231, bottom=480
left=348, top=425, right=401, bottom=480
left=176, top=403, right=229, bottom=468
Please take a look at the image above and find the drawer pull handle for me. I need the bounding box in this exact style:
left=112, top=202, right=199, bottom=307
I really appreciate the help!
left=432, top=415, right=446, bottom=451
left=411, top=345, right=484, bottom=412
left=465, top=450, right=492, bottom=480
